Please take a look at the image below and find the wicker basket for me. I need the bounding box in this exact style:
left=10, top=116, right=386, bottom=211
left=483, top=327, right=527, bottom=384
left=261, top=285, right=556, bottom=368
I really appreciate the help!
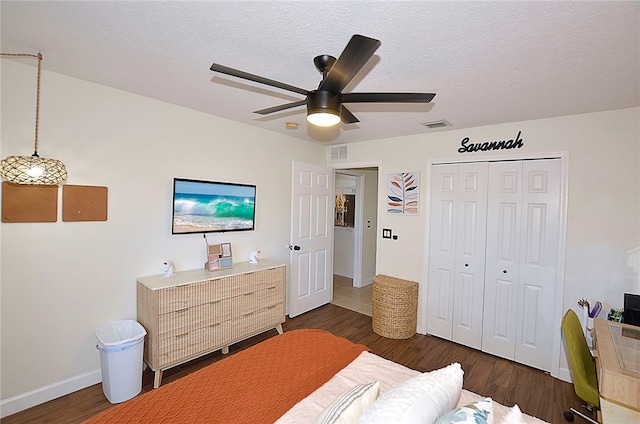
left=372, top=275, right=418, bottom=339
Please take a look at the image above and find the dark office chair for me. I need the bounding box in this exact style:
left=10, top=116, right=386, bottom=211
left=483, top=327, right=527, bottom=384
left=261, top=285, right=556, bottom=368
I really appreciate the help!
left=561, top=309, right=599, bottom=423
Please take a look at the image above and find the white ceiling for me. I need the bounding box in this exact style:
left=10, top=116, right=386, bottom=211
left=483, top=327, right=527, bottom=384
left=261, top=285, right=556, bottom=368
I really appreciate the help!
left=2, top=1, right=638, bottom=145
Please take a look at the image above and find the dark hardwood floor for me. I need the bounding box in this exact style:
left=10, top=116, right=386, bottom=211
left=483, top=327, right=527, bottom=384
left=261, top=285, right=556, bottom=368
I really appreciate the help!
left=2, top=304, right=581, bottom=423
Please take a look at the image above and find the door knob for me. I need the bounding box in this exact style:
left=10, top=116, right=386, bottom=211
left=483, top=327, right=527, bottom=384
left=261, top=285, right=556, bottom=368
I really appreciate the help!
left=464, top=264, right=469, bottom=267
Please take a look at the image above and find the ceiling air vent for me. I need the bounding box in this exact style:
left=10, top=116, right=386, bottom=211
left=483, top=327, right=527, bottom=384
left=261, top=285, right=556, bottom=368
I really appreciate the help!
left=422, top=119, right=451, bottom=129
left=330, top=144, right=348, bottom=161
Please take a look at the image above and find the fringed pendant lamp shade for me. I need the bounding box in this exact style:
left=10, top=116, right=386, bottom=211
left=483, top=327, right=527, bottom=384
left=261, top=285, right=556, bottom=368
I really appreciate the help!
left=0, top=52, right=67, bottom=185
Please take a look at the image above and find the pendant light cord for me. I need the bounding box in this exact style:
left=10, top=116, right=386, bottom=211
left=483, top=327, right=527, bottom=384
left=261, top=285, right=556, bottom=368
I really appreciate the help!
left=0, top=52, right=42, bottom=156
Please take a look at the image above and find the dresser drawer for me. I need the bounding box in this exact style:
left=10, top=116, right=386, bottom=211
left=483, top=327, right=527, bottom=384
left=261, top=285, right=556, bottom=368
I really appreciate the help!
left=234, top=286, right=283, bottom=317
left=158, top=298, right=232, bottom=340
left=158, top=279, right=234, bottom=314
left=158, top=320, right=231, bottom=367
left=231, top=303, right=284, bottom=340
left=230, top=267, right=285, bottom=296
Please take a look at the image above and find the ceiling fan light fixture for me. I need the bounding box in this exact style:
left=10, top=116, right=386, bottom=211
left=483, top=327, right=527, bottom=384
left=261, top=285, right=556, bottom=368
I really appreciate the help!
left=307, top=111, right=341, bottom=127
left=306, top=90, right=341, bottom=127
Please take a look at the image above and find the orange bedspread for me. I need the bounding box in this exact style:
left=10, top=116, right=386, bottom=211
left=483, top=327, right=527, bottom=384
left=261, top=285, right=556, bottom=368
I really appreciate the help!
left=84, top=329, right=368, bottom=423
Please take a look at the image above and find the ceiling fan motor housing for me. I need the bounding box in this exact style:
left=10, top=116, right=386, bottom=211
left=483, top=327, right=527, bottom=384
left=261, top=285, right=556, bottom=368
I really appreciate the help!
left=307, top=90, right=342, bottom=115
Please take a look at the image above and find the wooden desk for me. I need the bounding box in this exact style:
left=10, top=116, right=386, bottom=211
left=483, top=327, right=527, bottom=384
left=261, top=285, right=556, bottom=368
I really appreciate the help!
left=592, top=318, right=640, bottom=422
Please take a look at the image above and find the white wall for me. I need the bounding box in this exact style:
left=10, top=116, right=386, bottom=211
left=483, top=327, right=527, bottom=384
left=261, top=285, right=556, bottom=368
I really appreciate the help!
left=334, top=107, right=639, bottom=378
left=0, top=61, right=324, bottom=414
left=1, top=56, right=638, bottom=413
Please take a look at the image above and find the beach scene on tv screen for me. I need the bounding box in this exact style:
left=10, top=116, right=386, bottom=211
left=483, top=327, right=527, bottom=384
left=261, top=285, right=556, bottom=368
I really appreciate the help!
left=173, top=180, right=255, bottom=234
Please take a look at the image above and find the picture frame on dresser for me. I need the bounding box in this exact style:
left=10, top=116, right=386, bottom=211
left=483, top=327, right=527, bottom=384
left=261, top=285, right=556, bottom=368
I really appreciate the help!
left=206, top=242, right=233, bottom=271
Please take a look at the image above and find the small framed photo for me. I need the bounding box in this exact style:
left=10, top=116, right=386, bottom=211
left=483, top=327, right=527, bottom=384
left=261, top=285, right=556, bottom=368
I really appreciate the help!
left=220, top=257, right=233, bottom=269
left=221, top=242, right=232, bottom=257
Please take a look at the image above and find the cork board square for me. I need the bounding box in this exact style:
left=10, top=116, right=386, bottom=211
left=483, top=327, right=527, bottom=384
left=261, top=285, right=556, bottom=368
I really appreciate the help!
left=1, top=182, right=58, bottom=222
left=62, top=185, right=108, bottom=222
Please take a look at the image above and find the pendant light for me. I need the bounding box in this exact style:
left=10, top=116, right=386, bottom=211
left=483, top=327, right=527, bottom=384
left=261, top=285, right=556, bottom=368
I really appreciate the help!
left=0, top=52, right=67, bottom=185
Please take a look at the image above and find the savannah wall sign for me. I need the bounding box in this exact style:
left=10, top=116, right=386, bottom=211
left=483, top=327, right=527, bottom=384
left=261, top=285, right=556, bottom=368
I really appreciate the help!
left=458, top=131, right=524, bottom=154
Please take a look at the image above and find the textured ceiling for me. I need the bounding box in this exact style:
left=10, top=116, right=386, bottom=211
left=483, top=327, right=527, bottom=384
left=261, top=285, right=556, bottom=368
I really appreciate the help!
left=1, top=1, right=638, bottom=145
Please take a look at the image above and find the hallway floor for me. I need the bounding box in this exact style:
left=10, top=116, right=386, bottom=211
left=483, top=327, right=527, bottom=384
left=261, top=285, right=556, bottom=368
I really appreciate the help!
left=331, top=274, right=373, bottom=316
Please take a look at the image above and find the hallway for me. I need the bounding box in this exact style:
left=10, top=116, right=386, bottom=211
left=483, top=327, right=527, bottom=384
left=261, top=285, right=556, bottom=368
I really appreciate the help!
left=330, top=274, right=373, bottom=316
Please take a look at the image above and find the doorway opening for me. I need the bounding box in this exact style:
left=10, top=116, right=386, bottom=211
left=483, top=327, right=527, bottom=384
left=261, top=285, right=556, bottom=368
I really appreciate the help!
left=330, top=167, right=379, bottom=316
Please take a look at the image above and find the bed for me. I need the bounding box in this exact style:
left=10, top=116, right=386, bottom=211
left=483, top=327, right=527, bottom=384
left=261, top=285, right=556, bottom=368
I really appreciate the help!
left=84, top=329, right=548, bottom=423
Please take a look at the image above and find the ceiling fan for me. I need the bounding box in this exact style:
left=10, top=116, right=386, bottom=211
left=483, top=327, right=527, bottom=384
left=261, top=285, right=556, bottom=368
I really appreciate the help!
left=210, top=34, right=436, bottom=127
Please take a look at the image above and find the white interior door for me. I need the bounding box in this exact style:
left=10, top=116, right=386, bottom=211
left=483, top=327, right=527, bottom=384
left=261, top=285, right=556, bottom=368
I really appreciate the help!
left=428, top=158, right=563, bottom=371
left=483, top=161, right=523, bottom=359
left=514, top=159, right=561, bottom=370
left=426, top=162, right=488, bottom=349
left=451, top=163, right=488, bottom=349
left=427, top=164, right=458, bottom=340
left=482, top=159, right=561, bottom=371
left=289, top=161, right=334, bottom=318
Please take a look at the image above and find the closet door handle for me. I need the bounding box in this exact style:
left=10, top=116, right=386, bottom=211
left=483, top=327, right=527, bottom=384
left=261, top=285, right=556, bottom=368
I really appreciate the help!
left=464, top=264, right=469, bottom=267
left=503, top=270, right=507, bottom=274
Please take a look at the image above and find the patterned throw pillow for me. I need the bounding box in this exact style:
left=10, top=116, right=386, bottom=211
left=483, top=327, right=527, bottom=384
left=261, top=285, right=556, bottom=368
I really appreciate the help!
left=434, top=397, right=494, bottom=424
left=314, top=381, right=380, bottom=424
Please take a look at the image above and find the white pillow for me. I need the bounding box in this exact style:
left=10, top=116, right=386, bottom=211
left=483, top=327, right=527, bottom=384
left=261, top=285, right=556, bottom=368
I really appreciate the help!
left=355, top=363, right=463, bottom=424
left=434, top=397, right=493, bottom=424
left=314, top=381, right=380, bottom=424
left=499, top=404, right=526, bottom=424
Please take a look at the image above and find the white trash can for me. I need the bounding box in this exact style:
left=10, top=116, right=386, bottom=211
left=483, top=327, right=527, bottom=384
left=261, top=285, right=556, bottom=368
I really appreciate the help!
left=96, top=320, right=147, bottom=404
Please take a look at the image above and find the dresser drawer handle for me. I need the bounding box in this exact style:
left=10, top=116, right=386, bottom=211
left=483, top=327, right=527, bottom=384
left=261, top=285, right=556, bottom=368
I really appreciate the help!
left=175, top=332, right=189, bottom=338
left=175, top=308, right=189, bottom=314
left=267, top=286, right=278, bottom=290
left=243, top=292, right=255, bottom=296
left=209, top=323, right=221, bottom=328
left=209, top=300, right=221, bottom=305
left=243, top=311, right=255, bottom=317
left=267, top=305, right=277, bottom=310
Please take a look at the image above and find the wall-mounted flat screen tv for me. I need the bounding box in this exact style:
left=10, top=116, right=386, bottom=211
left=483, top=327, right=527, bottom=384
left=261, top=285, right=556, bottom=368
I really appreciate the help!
left=172, top=178, right=256, bottom=234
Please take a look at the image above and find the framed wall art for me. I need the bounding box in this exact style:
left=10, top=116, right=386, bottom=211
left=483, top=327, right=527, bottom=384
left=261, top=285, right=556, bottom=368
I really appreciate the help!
left=387, top=172, right=419, bottom=215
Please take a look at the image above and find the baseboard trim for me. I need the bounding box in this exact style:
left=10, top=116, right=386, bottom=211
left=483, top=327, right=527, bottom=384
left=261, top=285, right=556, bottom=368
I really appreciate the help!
left=557, top=366, right=572, bottom=383
left=1, top=369, right=101, bottom=418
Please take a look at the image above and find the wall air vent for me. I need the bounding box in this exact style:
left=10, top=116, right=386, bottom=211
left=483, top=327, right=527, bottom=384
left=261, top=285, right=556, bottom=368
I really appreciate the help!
left=422, top=119, right=451, bottom=129
left=330, top=144, right=348, bottom=161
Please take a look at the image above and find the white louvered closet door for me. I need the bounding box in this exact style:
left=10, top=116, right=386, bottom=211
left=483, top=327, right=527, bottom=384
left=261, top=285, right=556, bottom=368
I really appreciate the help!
left=427, top=162, right=488, bottom=349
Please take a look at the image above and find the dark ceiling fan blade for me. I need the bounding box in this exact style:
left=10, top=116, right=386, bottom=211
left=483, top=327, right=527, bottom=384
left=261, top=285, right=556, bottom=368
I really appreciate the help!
left=340, top=105, right=360, bottom=124
left=342, top=92, right=436, bottom=103
left=254, top=100, right=307, bottom=115
left=210, top=63, right=309, bottom=96
left=319, top=35, right=381, bottom=93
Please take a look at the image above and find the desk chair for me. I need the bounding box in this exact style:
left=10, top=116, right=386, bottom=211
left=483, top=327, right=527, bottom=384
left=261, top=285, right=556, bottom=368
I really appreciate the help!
left=561, top=309, right=599, bottom=423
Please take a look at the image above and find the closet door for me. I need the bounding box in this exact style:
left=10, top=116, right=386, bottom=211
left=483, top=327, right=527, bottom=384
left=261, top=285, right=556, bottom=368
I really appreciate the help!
left=451, top=163, right=488, bottom=349
left=426, top=164, right=458, bottom=340
left=427, top=163, right=488, bottom=349
left=482, top=159, right=561, bottom=371
left=515, top=159, right=561, bottom=371
left=483, top=161, right=523, bottom=359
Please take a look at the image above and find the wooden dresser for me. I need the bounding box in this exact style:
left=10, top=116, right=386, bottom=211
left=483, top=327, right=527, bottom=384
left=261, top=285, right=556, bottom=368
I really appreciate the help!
left=137, top=260, right=285, bottom=387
